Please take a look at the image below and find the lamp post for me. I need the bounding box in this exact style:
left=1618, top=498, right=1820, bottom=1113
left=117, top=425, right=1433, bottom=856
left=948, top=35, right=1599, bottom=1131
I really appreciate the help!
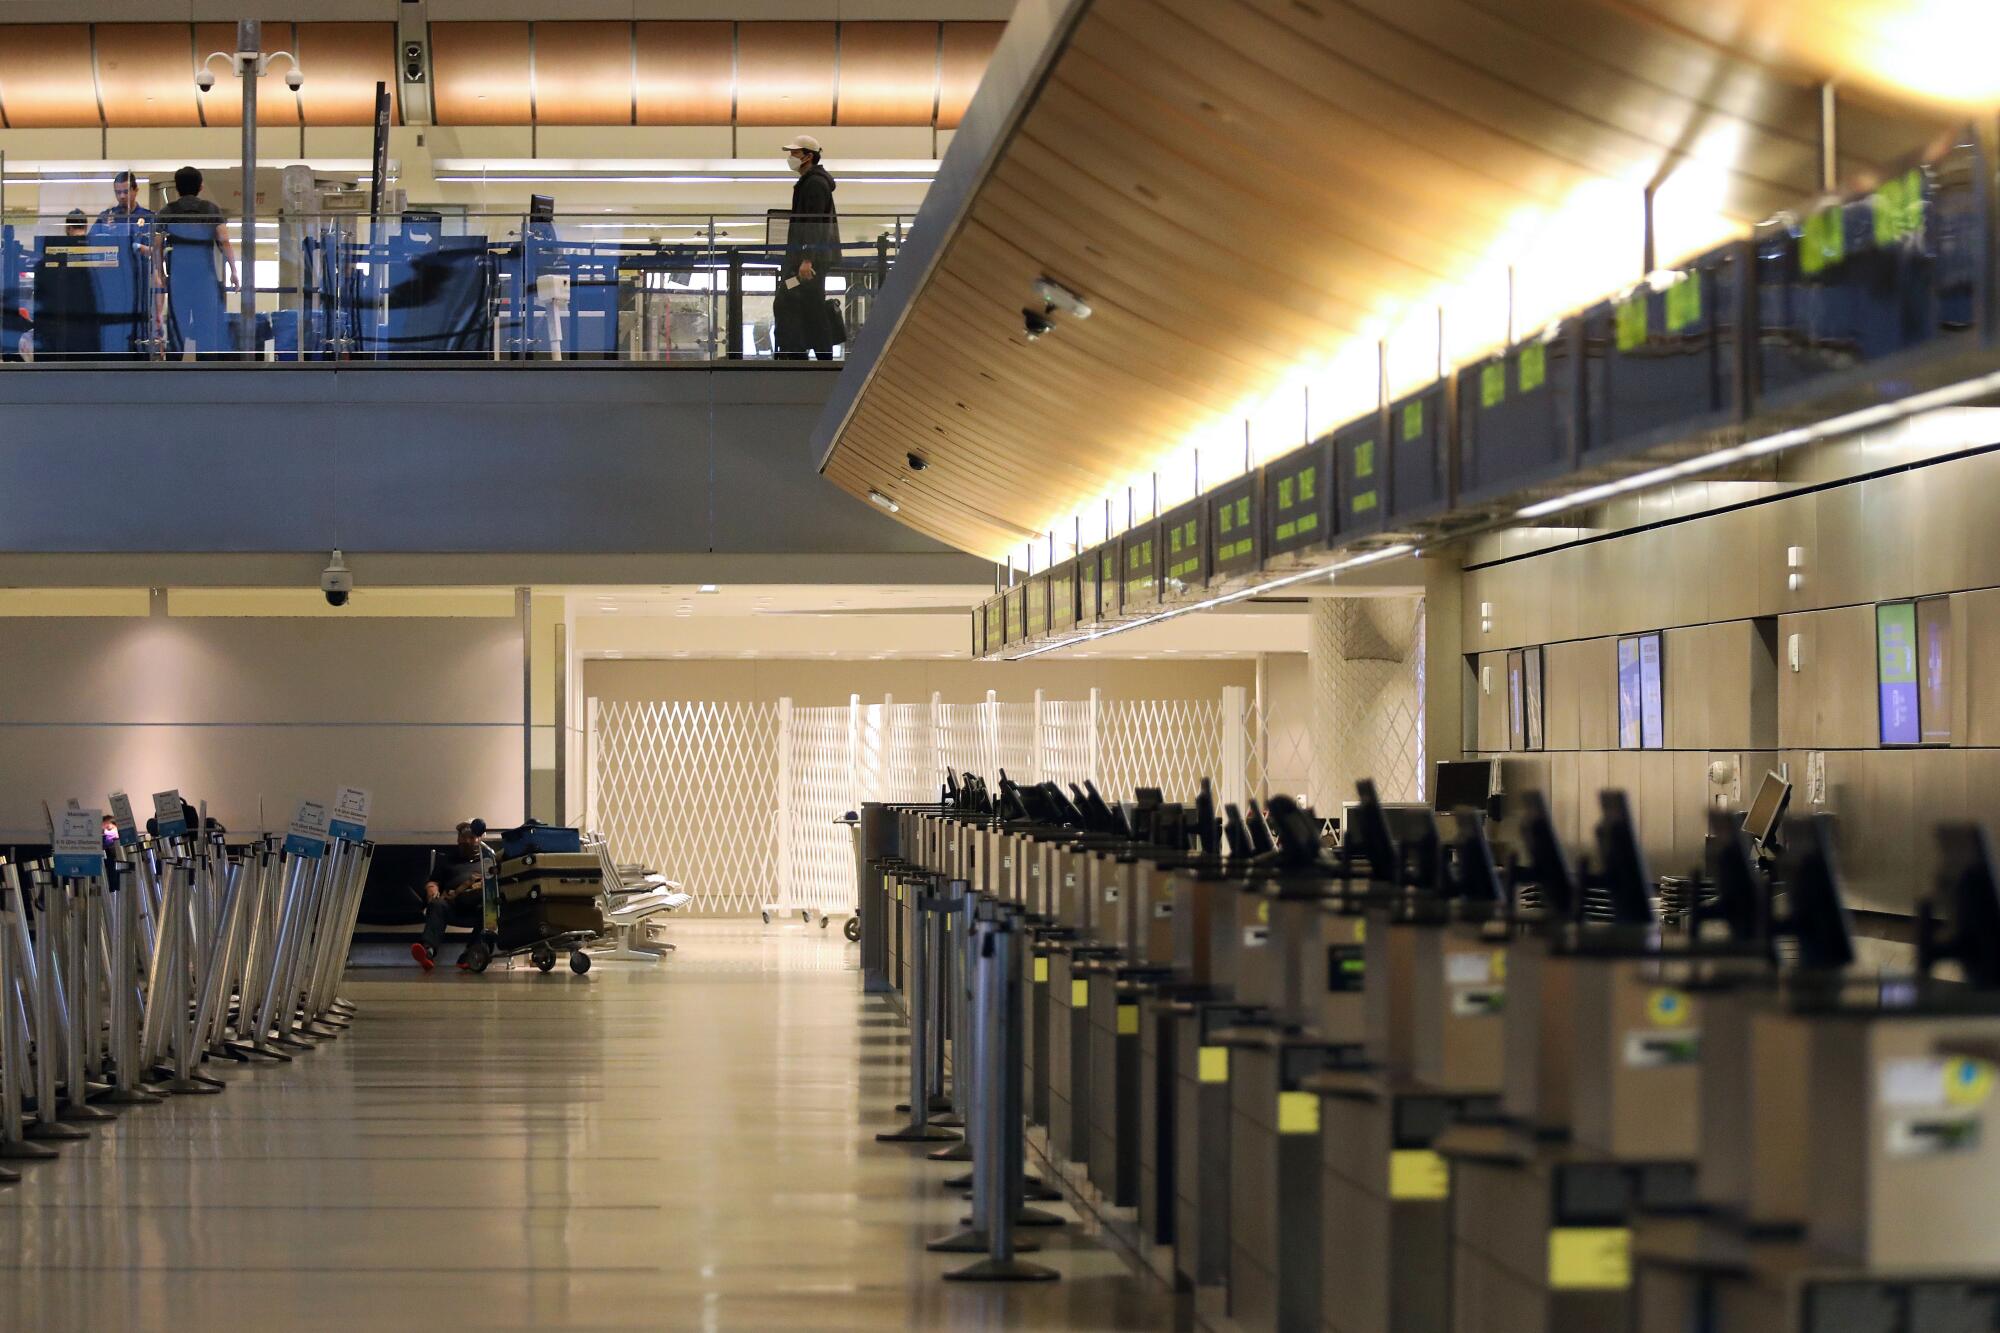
left=197, top=20, right=302, bottom=357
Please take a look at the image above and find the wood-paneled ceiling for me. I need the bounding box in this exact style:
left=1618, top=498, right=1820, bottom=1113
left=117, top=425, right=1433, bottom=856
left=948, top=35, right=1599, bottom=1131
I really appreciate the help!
left=0, top=21, right=1001, bottom=128
left=817, top=0, right=1988, bottom=559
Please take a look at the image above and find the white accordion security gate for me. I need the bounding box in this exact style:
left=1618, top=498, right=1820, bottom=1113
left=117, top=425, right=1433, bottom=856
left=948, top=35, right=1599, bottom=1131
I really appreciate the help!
left=586, top=689, right=1258, bottom=918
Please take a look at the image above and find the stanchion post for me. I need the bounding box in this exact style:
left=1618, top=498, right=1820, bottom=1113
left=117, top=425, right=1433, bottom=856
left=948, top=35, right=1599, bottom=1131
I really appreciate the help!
left=877, top=877, right=960, bottom=1143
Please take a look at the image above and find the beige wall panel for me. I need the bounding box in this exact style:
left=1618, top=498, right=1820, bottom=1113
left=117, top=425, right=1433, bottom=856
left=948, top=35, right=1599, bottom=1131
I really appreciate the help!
left=735, top=22, right=837, bottom=126
left=1577, top=636, right=1617, bottom=752
left=1965, top=587, right=2000, bottom=748
left=1633, top=750, right=1676, bottom=873
left=1853, top=750, right=1917, bottom=916
left=1763, top=489, right=1818, bottom=618
left=1858, top=468, right=1920, bottom=604
left=1910, top=748, right=1969, bottom=906
left=1812, top=604, right=1877, bottom=750
left=935, top=21, right=1002, bottom=129
left=1572, top=749, right=1610, bottom=849
left=583, top=655, right=1256, bottom=709
left=836, top=22, right=939, bottom=126
left=1542, top=638, right=1584, bottom=752
left=1460, top=565, right=1488, bottom=645
left=1544, top=544, right=1582, bottom=644
left=1544, top=750, right=1579, bottom=849
left=531, top=21, right=635, bottom=127
left=1706, top=505, right=1762, bottom=624
left=95, top=23, right=201, bottom=128
left=430, top=22, right=533, bottom=126
left=0, top=25, right=100, bottom=128
left=1668, top=518, right=1711, bottom=630
left=1969, top=750, right=2000, bottom=854
left=1811, top=481, right=1870, bottom=610
left=634, top=21, right=735, bottom=125
left=1663, top=624, right=1706, bottom=751
left=1668, top=750, right=1712, bottom=876
left=1908, top=455, right=1972, bottom=596
left=1709, top=620, right=1763, bottom=750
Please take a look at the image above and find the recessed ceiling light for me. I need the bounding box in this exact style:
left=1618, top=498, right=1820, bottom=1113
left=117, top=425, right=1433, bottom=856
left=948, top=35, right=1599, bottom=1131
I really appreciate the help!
left=698, top=584, right=719, bottom=594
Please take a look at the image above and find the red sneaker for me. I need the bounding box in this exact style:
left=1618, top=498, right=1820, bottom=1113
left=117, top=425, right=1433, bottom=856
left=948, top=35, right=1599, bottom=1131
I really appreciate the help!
left=411, top=942, right=435, bottom=971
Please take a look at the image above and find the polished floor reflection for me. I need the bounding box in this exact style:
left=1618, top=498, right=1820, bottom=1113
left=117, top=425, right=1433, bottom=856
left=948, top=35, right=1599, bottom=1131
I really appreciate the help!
left=0, top=922, right=1188, bottom=1330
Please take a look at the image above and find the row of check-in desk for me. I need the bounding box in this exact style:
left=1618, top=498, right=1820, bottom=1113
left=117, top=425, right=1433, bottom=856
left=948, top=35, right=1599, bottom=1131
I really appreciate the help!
left=860, top=774, right=2000, bottom=1332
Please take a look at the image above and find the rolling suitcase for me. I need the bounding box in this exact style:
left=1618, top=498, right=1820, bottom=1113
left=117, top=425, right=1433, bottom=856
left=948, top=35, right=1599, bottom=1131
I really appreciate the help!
left=495, top=852, right=604, bottom=950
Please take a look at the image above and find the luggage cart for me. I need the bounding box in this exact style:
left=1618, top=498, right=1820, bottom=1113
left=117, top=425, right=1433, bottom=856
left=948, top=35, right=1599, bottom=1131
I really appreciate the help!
left=460, top=848, right=601, bottom=975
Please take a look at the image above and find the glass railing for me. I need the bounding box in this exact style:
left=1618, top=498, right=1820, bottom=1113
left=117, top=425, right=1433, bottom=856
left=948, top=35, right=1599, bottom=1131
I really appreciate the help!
left=0, top=209, right=913, bottom=364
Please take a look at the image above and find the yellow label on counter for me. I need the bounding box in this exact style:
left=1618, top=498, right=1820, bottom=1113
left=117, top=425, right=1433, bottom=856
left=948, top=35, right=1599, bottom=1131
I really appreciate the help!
left=1072, top=979, right=1090, bottom=1007
left=1033, top=957, right=1049, bottom=984
left=1946, top=1057, right=1996, bottom=1108
left=1199, top=1046, right=1229, bottom=1084
left=1647, top=988, right=1691, bottom=1027
left=1389, top=1150, right=1450, bottom=1201
left=1256, top=900, right=1270, bottom=924
left=1278, top=1091, right=1320, bottom=1135
left=1118, top=1004, right=1139, bottom=1036
left=1547, top=1228, right=1632, bottom=1291
left=1354, top=918, right=1366, bottom=944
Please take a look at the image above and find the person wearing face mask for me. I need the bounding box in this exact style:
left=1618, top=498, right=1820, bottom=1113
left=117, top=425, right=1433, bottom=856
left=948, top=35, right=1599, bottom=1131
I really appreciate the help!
left=775, top=135, right=840, bottom=360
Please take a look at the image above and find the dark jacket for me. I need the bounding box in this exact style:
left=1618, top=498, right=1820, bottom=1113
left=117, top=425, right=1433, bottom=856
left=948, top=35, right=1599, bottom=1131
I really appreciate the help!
left=785, top=163, right=839, bottom=275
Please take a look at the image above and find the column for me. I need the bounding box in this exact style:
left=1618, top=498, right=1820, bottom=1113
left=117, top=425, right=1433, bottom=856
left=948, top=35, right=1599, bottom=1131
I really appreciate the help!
left=1309, top=595, right=1427, bottom=809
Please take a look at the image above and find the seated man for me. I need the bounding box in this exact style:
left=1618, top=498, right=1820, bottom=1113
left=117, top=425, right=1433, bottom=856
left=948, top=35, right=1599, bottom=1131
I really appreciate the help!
left=412, top=819, right=489, bottom=971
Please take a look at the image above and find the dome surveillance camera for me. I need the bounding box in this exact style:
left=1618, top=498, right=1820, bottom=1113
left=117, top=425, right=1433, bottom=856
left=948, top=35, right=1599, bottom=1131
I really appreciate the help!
left=1022, top=308, right=1053, bottom=341
left=196, top=70, right=216, bottom=92
left=321, top=550, right=353, bottom=608
left=906, top=452, right=928, bottom=471
left=285, top=68, right=304, bottom=91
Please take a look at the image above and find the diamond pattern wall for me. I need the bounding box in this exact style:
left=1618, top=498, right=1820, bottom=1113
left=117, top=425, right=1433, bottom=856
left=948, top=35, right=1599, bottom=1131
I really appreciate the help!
left=1310, top=597, right=1427, bottom=810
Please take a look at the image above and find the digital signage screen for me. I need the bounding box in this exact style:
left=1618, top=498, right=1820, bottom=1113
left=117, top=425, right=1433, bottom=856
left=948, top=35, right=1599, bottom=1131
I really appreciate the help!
left=1025, top=574, right=1049, bottom=640
left=1456, top=326, right=1580, bottom=505
left=982, top=597, right=1003, bottom=656
left=1334, top=412, right=1385, bottom=536
left=1209, top=473, right=1259, bottom=578
left=1507, top=650, right=1526, bottom=751
left=1263, top=436, right=1333, bottom=558
left=1121, top=523, right=1160, bottom=611
left=1049, top=560, right=1079, bottom=634
left=1878, top=598, right=1951, bottom=745
left=1388, top=384, right=1449, bottom=521
left=1160, top=499, right=1209, bottom=598
left=1583, top=246, right=1742, bottom=463
left=1004, top=584, right=1026, bottom=645
left=1617, top=632, right=1665, bottom=749
left=1095, top=544, right=1121, bottom=621
left=1524, top=645, right=1545, bottom=751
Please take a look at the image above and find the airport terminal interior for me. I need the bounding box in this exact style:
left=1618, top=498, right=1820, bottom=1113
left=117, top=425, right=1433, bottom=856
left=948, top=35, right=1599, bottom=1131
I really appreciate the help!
left=7, top=0, right=2000, bottom=1330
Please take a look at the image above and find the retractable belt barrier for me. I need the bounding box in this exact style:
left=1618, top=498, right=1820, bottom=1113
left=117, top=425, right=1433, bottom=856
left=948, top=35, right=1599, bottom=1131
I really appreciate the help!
left=0, top=820, right=376, bottom=1177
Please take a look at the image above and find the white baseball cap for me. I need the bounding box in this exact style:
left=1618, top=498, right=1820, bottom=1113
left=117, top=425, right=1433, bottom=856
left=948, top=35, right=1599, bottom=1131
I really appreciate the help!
left=782, top=135, right=822, bottom=154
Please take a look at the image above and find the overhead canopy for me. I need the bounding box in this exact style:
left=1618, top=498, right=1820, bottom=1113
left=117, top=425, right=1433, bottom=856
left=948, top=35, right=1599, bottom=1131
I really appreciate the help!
left=813, top=0, right=1980, bottom=559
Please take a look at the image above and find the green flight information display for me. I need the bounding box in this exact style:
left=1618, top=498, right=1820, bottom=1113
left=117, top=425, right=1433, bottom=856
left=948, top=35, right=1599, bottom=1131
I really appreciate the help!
left=1093, top=543, right=1121, bottom=621
left=1387, top=383, right=1448, bottom=521
left=1264, top=437, right=1334, bottom=558
left=1122, top=524, right=1160, bottom=611
left=982, top=598, right=1003, bottom=656
left=1005, top=584, right=1026, bottom=644
left=1208, top=473, right=1259, bottom=577
left=1160, top=498, right=1209, bottom=597
left=1049, top=560, right=1079, bottom=633
left=1332, top=413, right=1385, bottom=537
left=1026, top=574, right=1049, bottom=639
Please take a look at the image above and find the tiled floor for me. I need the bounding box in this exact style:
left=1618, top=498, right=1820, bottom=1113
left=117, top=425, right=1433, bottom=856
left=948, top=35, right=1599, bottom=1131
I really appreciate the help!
left=0, top=922, right=1189, bottom=1331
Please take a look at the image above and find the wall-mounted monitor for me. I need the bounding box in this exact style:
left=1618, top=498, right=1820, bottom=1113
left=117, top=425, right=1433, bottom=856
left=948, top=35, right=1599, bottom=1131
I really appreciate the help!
left=1121, top=522, right=1160, bottom=611
left=1048, top=559, right=1079, bottom=634
left=1524, top=645, right=1545, bottom=751
left=1263, top=435, right=1333, bottom=559
left=1388, top=382, right=1450, bottom=522
left=1583, top=244, right=1744, bottom=464
left=1025, top=573, right=1049, bottom=640
left=1878, top=597, right=1952, bottom=745
left=1160, top=498, right=1209, bottom=598
left=1456, top=323, right=1581, bottom=505
left=1208, top=472, right=1259, bottom=578
left=1617, top=631, right=1665, bottom=749
left=1507, top=650, right=1526, bottom=751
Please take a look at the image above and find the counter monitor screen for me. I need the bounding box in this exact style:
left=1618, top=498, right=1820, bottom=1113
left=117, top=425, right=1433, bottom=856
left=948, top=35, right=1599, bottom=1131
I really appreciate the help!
left=1617, top=632, right=1665, bottom=749
left=1209, top=474, right=1259, bottom=577
left=1264, top=437, right=1332, bottom=557
left=1432, top=759, right=1494, bottom=815
left=1743, top=770, right=1791, bottom=850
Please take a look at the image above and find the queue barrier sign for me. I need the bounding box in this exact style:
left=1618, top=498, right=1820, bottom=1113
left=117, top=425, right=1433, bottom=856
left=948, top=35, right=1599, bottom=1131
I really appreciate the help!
left=153, top=789, right=188, bottom=839
left=286, top=800, right=330, bottom=859
left=54, top=801, right=106, bottom=879
left=330, top=786, right=371, bottom=843
left=107, top=790, right=140, bottom=847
